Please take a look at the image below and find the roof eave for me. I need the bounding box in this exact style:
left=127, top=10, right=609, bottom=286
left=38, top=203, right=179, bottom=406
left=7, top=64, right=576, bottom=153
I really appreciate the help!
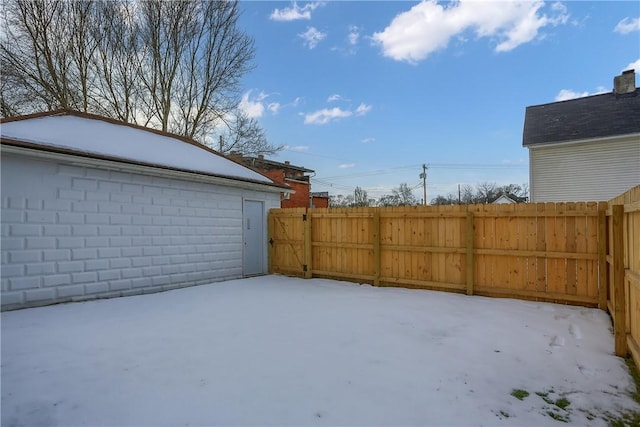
left=523, top=132, right=640, bottom=149
left=1, top=109, right=284, bottom=186
left=1, top=139, right=290, bottom=193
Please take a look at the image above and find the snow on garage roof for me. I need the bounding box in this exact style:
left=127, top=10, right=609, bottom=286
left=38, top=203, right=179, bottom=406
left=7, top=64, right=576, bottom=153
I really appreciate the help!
left=0, top=110, right=282, bottom=187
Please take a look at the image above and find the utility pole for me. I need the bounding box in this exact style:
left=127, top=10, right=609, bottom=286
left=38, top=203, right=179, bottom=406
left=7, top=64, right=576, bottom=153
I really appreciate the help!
left=420, top=164, right=428, bottom=206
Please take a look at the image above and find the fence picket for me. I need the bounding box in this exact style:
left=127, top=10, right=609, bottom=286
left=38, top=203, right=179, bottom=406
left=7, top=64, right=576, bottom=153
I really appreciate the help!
left=269, top=201, right=607, bottom=307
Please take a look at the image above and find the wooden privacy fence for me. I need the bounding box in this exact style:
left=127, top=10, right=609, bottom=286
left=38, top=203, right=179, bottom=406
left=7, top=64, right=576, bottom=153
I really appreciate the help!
left=606, top=185, right=640, bottom=363
left=269, top=202, right=606, bottom=308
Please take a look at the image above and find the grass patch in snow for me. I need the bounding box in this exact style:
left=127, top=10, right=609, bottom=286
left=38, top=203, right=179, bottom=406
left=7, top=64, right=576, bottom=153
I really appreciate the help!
left=626, top=358, right=640, bottom=403
left=513, top=388, right=572, bottom=423
left=511, top=389, right=530, bottom=400
left=555, top=397, right=571, bottom=410
left=547, top=409, right=570, bottom=423
left=536, top=390, right=554, bottom=405
left=606, top=358, right=640, bottom=427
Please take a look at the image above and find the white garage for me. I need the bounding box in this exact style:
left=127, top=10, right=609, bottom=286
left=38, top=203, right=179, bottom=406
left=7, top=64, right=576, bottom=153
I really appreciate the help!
left=1, top=110, right=286, bottom=310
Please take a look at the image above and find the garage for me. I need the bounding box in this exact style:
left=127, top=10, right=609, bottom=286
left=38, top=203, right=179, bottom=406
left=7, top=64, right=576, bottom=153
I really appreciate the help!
left=1, top=110, right=286, bottom=310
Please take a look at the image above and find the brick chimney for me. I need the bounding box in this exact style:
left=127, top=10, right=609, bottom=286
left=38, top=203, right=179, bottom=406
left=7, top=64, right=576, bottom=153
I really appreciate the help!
left=228, top=151, right=243, bottom=162
left=614, top=69, right=636, bottom=94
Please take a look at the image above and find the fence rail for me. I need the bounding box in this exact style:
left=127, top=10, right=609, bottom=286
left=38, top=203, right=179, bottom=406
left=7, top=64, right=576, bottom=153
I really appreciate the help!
left=269, top=202, right=606, bottom=307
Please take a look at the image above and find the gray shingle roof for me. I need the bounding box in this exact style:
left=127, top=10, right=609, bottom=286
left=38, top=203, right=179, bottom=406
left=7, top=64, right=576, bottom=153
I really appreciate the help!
left=522, top=88, right=640, bottom=147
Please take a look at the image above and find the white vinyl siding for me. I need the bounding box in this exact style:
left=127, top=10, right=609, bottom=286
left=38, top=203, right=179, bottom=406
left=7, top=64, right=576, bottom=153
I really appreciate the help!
left=529, top=136, right=640, bottom=202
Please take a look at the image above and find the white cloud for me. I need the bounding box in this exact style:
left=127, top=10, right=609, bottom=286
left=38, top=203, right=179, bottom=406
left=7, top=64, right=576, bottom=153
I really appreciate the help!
left=554, top=86, right=608, bottom=102
left=361, top=137, right=375, bottom=144
left=304, top=107, right=352, bottom=125
left=331, top=25, right=362, bottom=55
left=623, top=59, right=640, bottom=73
left=372, top=0, right=569, bottom=63
left=614, top=17, right=640, bottom=34
left=267, top=102, right=281, bottom=114
left=348, top=25, right=360, bottom=45
left=355, top=103, right=372, bottom=116
left=239, top=91, right=265, bottom=118
left=304, top=101, right=372, bottom=125
left=270, top=1, right=323, bottom=22
left=299, top=27, right=327, bottom=49
left=239, top=91, right=283, bottom=118
left=554, top=89, right=589, bottom=101
left=339, top=163, right=355, bottom=169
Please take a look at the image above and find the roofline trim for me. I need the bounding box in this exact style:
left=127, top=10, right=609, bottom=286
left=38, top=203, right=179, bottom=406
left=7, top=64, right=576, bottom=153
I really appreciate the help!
left=243, top=156, right=315, bottom=173
left=524, top=132, right=640, bottom=149
left=524, top=90, right=620, bottom=109
left=1, top=141, right=290, bottom=194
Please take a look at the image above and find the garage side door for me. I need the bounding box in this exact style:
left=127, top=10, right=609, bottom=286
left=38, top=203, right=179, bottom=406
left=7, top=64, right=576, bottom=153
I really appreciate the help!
left=243, top=200, right=265, bottom=276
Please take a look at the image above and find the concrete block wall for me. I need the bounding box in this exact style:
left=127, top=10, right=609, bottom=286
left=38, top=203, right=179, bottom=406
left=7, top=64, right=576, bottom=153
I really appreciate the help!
left=1, top=153, right=279, bottom=310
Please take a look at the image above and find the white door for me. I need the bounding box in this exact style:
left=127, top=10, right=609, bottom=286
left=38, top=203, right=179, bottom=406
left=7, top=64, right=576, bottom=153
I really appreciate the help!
left=242, top=200, right=264, bottom=276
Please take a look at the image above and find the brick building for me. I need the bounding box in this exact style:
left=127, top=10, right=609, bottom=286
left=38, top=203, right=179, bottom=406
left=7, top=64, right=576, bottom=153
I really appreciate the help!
left=310, top=192, right=330, bottom=208
left=239, top=155, right=329, bottom=208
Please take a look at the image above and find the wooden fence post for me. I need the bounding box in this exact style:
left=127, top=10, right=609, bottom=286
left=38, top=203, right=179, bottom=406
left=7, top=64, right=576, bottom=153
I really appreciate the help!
left=304, top=209, right=312, bottom=279
left=597, top=205, right=607, bottom=310
left=612, top=204, right=627, bottom=357
left=373, top=210, right=381, bottom=286
left=466, top=211, right=474, bottom=296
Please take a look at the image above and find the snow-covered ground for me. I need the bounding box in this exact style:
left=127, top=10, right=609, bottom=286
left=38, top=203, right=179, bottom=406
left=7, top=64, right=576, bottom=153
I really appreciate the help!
left=2, top=276, right=638, bottom=426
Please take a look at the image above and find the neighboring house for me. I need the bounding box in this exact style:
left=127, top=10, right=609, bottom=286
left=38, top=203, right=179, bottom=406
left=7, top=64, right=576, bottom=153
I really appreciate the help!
left=310, top=192, right=330, bottom=208
left=0, top=110, right=287, bottom=310
left=523, top=70, right=640, bottom=202
left=492, top=194, right=522, bottom=204
left=237, top=155, right=317, bottom=208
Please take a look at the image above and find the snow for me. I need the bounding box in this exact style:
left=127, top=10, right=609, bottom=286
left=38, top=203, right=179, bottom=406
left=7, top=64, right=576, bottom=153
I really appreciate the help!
left=2, top=276, right=638, bottom=426
left=0, top=114, right=273, bottom=184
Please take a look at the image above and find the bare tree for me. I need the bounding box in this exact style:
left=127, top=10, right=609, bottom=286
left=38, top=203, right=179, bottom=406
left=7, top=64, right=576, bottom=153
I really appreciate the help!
left=460, top=184, right=475, bottom=204
left=216, top=110, right=281, bottom=156
left=476, top=182, right=498, bottom=204
left=395, top=183, right=418, bottom=206
left=379, top=183, right=418, bottom=206
left=352, top=186, right=369, bottom=207
left=329, top=194, right=354, bottom=208
left=132, top=0, right=256, bottom=140
left=1, top=0, right=84, bottom=111
left=430, top=182, right=529, bottom=205
left=1, top=0, right=279, bottom=156
left=91, top=0, right=144, bottom=124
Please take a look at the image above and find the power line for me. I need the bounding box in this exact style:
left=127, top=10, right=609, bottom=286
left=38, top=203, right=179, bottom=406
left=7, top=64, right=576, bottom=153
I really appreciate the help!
left=315, top=162, right=526, bottom=181
left=317, top=164, right=423, bottom=180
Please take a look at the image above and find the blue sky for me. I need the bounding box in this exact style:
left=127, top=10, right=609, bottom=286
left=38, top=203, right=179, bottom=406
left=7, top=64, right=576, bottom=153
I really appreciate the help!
left=236, top=1, right=639, bottom=202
